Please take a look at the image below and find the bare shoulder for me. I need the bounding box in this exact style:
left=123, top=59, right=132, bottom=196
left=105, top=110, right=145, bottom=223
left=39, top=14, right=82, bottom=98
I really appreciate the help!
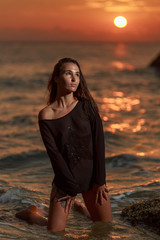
left=38, top=105, right=54, bottom=120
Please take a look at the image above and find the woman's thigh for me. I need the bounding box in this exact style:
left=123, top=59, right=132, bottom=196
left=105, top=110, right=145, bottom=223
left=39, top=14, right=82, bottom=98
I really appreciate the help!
left=47, top=184, right=70, bottom=232
left=82, top=189, right=112, bottom=222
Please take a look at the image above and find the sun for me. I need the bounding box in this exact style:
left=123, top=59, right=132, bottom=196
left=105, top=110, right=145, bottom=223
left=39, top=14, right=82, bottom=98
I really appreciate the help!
left=114, top=16, right=127, bottom=28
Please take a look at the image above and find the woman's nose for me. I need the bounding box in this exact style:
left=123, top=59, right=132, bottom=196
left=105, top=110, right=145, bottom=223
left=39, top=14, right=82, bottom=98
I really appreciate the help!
left=71, top=74, right=76, bottom=81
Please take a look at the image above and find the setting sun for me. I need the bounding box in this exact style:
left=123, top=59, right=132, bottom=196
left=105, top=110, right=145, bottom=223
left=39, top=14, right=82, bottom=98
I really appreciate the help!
left=114, top=16, right=127, bottom=28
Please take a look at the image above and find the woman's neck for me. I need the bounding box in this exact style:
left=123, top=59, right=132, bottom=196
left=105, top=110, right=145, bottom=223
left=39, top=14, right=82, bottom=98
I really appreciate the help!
left=55, top=94, right=77, bottom=108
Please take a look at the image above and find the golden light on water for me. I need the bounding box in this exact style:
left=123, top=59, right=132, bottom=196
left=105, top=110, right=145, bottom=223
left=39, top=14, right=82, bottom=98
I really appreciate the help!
left=111, top=61, right=135, bottom=71
left=105, top=118, right=146, bottom=134
left=114, top=16, right=127, bottom=28
left=65, top=233, right=89, bottom=239
left=109, top=123, right=130, bottom=132
left=100, top=92, right=147, bottom=135
left=132, top=119, right=146, bottom=133
left=112, top=91, right=124, bottom=97
left=137, top=152, right=145, bottom=156
left=102, top=97, right=140, bottom=112
left=103, top=116, right=109, bottom=121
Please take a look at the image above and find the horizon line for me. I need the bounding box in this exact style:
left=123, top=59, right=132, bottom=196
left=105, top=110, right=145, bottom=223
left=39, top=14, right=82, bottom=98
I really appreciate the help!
left=0, top=40, right=160, bottom=44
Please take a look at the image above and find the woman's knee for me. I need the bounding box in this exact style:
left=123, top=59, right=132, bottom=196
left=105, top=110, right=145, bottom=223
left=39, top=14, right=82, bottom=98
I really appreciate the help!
left=83, top=191, right=112, bottom=222
left=47, top=195, right=69, bottom=232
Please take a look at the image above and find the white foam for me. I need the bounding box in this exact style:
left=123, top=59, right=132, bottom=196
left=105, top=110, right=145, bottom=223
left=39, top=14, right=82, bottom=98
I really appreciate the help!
left=0, top=188, right=21, bottom=203
left=0, top=187, right=36, bottom=204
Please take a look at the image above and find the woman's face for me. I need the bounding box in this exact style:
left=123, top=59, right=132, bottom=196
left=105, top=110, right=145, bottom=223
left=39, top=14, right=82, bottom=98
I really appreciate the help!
left=56, top=62, right=80, bottom=93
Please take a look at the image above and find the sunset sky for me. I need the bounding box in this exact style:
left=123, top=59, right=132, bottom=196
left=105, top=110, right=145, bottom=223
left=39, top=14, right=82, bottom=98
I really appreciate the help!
left=0, top=0, right=160, bottom=42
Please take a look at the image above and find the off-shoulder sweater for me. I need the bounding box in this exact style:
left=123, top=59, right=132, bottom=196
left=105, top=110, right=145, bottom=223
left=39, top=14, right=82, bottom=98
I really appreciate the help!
left=38, top=98, right=106, bottom=196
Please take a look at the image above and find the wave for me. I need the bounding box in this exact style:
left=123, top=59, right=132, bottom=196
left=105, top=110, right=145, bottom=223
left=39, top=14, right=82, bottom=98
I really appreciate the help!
left=106, top=154, right=139, bottom=169
left=110, top=188, right=159, bottom=203
left=0, top=115, right=35, bottom=126
left=1, top=150, right=159, bottom=171
left=106, top=153, right=160, bottom=169
left=0, top=186, right=36, bottom=204
left=0, top=186, right=48, bottom=206
left=0, top=150, right=48, bottom=169
left=0, top=75, right=48, bottom=89
left=0, top=221, right=58, bottom=240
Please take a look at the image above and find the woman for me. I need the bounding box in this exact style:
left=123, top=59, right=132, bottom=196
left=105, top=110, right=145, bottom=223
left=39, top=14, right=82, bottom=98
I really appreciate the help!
left=16, top=58, right=112, bottom=232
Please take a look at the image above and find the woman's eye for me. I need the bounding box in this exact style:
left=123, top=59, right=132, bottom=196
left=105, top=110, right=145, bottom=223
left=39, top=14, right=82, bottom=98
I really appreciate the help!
left=66, top=72, right=71, bottom=75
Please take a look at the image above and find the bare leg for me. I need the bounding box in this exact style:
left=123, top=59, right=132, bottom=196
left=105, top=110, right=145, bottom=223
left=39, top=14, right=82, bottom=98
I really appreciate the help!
left=15, top=205, right=47, bottom=226
left=73, top=200, right=91, bottom=218
left=82, top=190, right=112, bottom=222
left=15, top=201, right=89, bottom=228
left=47, top=188, right=71, bottom=233
left=16, top=190, right=97, bottom=229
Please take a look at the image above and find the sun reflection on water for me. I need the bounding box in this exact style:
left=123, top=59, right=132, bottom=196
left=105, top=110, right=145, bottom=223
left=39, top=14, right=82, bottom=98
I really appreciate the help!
left=111, top=61, right=135, bottom=71
left=99, top=92, right=147, bottom=135
left=102, top=96, right=140, bottom=112
left=114, top=43, right=127, bottom=58
left=136, top=152, right=145, bottom=156
left=132, top=119, right=146, bottom=133
left=109, top=123, right=130, bottom=133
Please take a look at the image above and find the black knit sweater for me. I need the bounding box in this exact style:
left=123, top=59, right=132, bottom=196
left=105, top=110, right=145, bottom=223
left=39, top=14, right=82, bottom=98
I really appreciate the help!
left=38, top=99, right=106, bottom=196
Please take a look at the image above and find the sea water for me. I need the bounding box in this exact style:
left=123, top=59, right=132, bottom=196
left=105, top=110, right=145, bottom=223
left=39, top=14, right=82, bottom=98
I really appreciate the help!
left=0, top=42, right=160, bottom=239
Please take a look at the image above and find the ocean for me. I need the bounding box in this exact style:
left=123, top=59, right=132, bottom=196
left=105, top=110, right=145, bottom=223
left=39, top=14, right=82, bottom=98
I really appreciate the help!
left=0, top=41, right=160, bottom=240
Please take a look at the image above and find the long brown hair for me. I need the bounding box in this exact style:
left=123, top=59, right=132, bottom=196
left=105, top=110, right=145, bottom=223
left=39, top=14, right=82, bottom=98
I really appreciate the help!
left=46, top=57, right=99, bottom=116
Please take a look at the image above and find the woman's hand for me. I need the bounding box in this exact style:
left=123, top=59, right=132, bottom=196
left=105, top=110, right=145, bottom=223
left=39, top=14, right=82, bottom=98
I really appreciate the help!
left=93, top=184, right=109, bottom=206
left=57, top=195, right=75, bottom=213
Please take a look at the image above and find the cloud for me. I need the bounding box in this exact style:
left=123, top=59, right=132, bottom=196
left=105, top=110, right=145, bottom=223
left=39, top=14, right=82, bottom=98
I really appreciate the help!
left=86, top=0, right=160, bottom=12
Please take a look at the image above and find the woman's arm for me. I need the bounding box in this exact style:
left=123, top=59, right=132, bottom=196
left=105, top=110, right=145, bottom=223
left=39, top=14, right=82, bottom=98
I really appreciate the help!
left=38, top=120, right=79, bottom=196
left=90, top=111, right=106, bottom=186
left=89, top=110, right=109, bottom=204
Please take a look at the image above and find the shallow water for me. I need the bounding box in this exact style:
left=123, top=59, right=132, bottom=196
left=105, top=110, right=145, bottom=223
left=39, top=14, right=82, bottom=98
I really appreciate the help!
left=0, top=42, right=160, bottom=239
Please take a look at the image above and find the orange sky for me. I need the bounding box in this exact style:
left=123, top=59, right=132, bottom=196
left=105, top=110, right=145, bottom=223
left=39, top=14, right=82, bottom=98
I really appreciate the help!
left=0, top=0, right=160, bottom=42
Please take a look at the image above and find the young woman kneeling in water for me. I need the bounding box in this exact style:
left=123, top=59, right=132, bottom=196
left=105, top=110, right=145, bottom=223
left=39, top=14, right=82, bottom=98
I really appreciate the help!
left=15, top=58, right=112, bottom=232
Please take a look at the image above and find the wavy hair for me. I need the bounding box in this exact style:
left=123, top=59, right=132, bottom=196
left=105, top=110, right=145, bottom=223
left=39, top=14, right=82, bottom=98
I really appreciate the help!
left=46, top=57, right=99, bottom=116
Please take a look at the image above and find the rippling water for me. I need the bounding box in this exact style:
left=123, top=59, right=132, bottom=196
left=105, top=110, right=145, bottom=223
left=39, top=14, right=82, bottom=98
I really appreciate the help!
left=0, top=42, right=160, bottom=239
